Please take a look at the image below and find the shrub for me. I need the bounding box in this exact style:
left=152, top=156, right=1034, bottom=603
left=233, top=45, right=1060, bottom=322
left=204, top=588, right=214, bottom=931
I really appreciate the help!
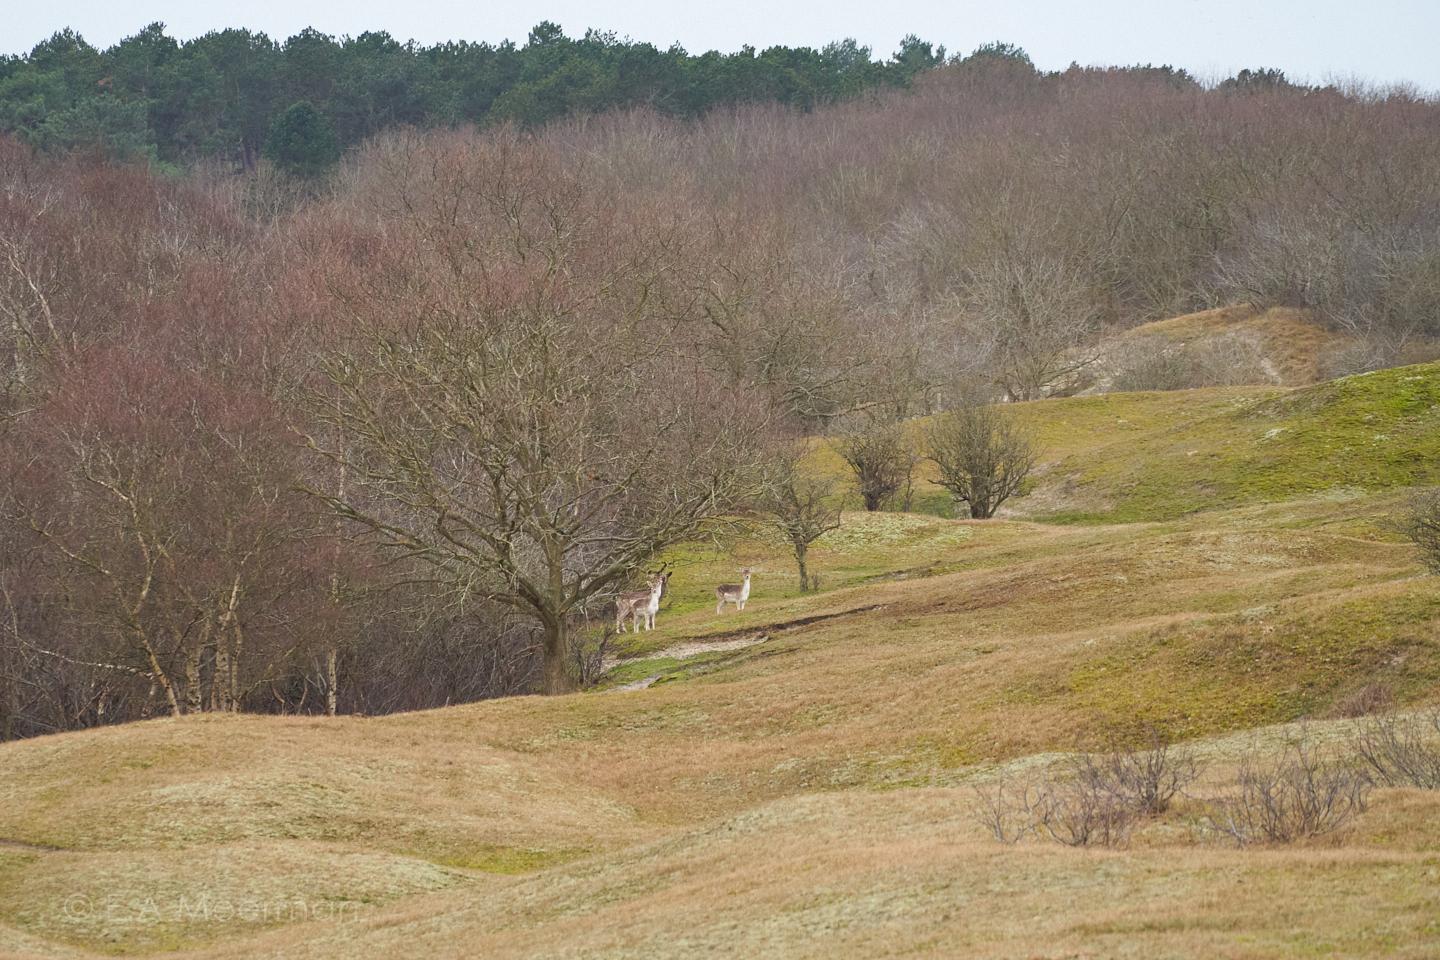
left=1202, top=734, right=1370, bottom=846
left=1030, top=769, right=1139, bottom=847
left=1188, top=332, right=1276, bottom=385
left=1108, top=332, right=1274, bottom=393
left=971, top=731, right=1200, bottom=847
left=1351, top=710, right=1440, bottom=789
left=1081, top=729, right=1200, bottom=815
left=971, top=780, right=1042, bottom=845
left=1400, top=488, right=1440, bottom=573
left=1318, top=334, right=1440, bottom=379
left=836, top=420, right=916, bottom=511
left=1109, top=339, right=1198, bottom=392
left=926, top=403, right=1036, bottom=519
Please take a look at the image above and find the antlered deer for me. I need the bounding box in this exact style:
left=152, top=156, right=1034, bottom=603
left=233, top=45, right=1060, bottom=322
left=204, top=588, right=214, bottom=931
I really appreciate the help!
left=714, top=568, right=752, bottom=614
left=616, top=571, right=669, bottom=632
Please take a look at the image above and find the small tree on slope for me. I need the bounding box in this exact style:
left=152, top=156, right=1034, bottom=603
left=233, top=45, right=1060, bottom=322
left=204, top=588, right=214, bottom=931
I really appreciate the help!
left=763, top=454, right=842, bottom=592
left=927, top=402, right=1036, bottom=519
left=837, top=420, right=915, bottom=511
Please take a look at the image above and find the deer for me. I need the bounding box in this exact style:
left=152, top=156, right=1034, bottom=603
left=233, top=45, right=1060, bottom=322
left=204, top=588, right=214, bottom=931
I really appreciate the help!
left=714, top=568, right=752, bottom=614
left=615, top=569, right=669, bottom=633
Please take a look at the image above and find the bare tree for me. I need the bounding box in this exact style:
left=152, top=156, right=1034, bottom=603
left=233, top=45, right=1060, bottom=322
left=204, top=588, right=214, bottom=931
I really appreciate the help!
left=836, top=420, right=915, bottom=512
left=312, top=315, right=769, bottom=694
left=926, top=402, right=1036, bottom=519
left=308, top=137, right=771, bottom=693
left=961, top=253, right=1103, bottom=401
left=762, top=453, right=842, bottom=591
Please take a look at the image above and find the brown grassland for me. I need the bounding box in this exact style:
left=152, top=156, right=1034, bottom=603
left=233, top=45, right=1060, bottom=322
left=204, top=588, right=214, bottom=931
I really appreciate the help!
left=3, top=364, right=1440, bottom=958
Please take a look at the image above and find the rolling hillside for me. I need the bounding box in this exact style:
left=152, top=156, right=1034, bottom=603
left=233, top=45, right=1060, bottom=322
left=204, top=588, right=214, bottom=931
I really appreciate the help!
left=3, top=365, right=1440, bottom=959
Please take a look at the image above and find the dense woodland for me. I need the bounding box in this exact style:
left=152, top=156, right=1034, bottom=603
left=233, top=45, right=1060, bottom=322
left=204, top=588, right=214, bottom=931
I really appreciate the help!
left=2, top=36, right=1439, bottom=737
left=0, top=23, right=947, bottom=169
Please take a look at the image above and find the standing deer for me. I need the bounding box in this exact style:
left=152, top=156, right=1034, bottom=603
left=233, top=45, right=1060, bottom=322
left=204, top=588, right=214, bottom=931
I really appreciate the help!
left=714, top=568, right=752, bottom=614
left=615, top=570, right=669, bottom=633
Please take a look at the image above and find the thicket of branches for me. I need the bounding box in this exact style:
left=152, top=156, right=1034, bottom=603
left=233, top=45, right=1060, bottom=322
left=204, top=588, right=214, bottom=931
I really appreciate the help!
left=3, top=53, right=1440, bottom=736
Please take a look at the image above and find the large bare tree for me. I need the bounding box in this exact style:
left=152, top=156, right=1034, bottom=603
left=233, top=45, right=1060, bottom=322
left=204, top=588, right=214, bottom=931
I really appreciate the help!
left=309, top=135, right=772, bottom=693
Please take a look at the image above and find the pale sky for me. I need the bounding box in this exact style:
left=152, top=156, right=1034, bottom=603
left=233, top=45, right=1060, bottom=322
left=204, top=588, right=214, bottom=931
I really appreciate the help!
left=5, top=0, right=1438, bottom=92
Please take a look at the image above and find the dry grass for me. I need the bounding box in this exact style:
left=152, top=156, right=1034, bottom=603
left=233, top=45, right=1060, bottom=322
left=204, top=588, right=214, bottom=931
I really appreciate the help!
left=145, top=789, right=1440, bottom=959
left=1122, top=305, right=1340, bottom=385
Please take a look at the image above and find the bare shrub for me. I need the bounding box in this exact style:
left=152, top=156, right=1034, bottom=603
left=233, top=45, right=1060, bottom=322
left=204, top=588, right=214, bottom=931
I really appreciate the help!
left=971, top=779, right=1042, bottom=844
left=1351, top=710, right=1440, bottom=789
left=1109, top=332, right=1274, bottom=393
left=1109, top=339, right=1199, bottom=392
left=572, top=627, right=614, bottom=688
left=926, top=402, right=1036, bottom=519
left=1188, top=332, right=1276, bottom=386
left=971, top=731, right=1200, bottom=848
left=836, top=420, right=916, bottom=511
left=1202, top=735, right=1371, bottom=846
left=1084, top=730, right=1200, bottom=815
left=1030, top=769, right=1139, bottom=847
left=1318, top=332, right=1440, bottom=379
left=1400, top=488, right=1440, bottom=573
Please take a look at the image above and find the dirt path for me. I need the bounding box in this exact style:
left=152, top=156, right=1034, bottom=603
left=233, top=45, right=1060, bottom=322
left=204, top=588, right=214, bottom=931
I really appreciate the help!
left=612, top=675, right=662, bottom=692
left=602, top=600, right=890, bottom=680
left=603, top=634, right=770, bottom=677
left=605, top=634, right=771, bottom=693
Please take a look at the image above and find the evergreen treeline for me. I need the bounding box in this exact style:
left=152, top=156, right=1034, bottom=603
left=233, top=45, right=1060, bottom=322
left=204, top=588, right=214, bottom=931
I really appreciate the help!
left=0, top=22, right=946, bottom=171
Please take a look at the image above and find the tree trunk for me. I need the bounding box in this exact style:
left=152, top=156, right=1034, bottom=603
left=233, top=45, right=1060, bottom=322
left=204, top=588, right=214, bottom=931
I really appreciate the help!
left=226, top=617, right=244, bottom=711
left=211, top=642, right=229, bottom=711
left=213, top=579, right=241, bottom=712
left=326, top=435, right=346, bottom=717
left=325, top=648, right=338, bottom=716
left=540, top=619, right=574, bottom=695
left=143, top=647, right=181, bottom=717
left=184, top=647, right=203, bottom=714
left=795, top=544, right=810, bottom=592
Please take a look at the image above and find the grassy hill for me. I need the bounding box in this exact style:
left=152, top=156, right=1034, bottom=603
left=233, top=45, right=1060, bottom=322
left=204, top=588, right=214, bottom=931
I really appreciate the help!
left=807, top=361, right=1440, bottom=523
left=4, top=364, right=1440, bottom=958
left=1120, top=304, right=1339, bottom=385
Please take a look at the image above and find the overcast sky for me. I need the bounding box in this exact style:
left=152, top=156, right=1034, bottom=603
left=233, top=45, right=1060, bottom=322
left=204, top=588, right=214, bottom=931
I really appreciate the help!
left=7, top=0, right=1439, bottom=92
